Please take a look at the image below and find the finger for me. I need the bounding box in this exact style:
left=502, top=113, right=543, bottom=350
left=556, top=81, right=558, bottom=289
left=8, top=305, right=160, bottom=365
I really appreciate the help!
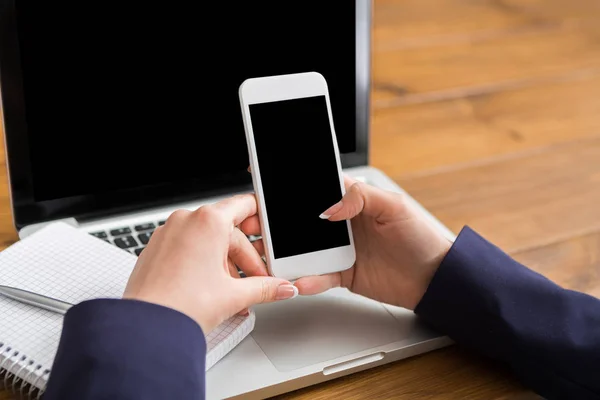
left=165, top=209, right=192, bottom=226
left=229, top=228, right=268, bottom=276
left=227, top=257, right=240, bottom=277
left=319, top=181, right=406, bottom=224
left=343, top=174, right=358, bottom=190
left=294, top=273, right=342, bottom=295
left=247, top=165, right=251, bottom=173
left=212, top=194, right=258, bottom=227
left=252, top=238, right=265, bottom=257
left=229, top=258, right=250, bottom=317
left=228, top=260, right=252, bottom=316
left=239, top=215, right=261, bottom=236
left=146, top=225, right=164, bottom=246
left=316, top=175, right=357, bottom=220
left=233, top=277, right=297, bottom=308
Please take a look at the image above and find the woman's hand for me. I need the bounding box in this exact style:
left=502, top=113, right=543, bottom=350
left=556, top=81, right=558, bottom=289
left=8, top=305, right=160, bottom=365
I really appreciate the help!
left=295, top=176, right=452, bottom=309
left=123, top=194, right=297, bottom=333
left=238, top=175, right=451, bottom=310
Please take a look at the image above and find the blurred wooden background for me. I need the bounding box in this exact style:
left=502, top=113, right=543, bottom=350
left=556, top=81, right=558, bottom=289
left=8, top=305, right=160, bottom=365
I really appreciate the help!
left=276, top=0, right=600, bottom=398
left=1, top=0, right=599, bottom=399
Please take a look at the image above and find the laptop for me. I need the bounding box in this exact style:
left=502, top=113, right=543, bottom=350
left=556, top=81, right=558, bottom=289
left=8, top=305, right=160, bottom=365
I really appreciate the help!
left=0, top=1, right=455, bottom=398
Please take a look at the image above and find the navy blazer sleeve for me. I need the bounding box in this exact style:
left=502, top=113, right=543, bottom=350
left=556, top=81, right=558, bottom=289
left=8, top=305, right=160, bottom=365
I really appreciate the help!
left=415, top=226, right=600, bottom=400
left=43, top=299, right=206, bottom=400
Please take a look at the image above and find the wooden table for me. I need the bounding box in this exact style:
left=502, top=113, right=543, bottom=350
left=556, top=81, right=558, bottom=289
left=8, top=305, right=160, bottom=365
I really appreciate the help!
left=1, top=0, right=599, bottom=398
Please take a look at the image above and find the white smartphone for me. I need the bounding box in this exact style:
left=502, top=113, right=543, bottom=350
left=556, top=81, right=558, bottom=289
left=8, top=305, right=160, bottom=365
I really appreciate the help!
left=238, top=71, right=355, bottom=281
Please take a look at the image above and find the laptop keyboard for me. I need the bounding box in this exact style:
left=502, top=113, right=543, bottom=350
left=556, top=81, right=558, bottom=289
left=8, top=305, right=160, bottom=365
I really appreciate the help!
left=88, top=219, right=166, bottom=257
left=86, top=176, right=366, bottom=275
left=87, top=218, right=252, bottom=277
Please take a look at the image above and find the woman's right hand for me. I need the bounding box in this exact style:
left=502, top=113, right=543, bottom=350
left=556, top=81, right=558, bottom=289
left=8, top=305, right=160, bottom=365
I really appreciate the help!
left=293, top=176, right=452, bottom=310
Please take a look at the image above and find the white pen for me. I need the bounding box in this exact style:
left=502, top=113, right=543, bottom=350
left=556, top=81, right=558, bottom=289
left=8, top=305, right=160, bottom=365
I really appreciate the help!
left=0, top=285, right=72, bottom=314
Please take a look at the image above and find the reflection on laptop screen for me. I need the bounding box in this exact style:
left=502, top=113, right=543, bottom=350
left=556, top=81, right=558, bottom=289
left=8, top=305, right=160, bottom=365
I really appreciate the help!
left=14, top=3, right=356, bottom=202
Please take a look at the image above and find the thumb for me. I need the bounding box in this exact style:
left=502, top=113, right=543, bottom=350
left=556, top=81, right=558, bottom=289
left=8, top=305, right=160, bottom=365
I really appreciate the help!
left=234, top=276, right=298, bottom=309
left=319, top=180, right=407, bottom=223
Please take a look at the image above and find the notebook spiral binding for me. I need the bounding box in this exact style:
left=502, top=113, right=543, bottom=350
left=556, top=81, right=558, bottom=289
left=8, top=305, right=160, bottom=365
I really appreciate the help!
left=0, top=342, right=47, bottom=400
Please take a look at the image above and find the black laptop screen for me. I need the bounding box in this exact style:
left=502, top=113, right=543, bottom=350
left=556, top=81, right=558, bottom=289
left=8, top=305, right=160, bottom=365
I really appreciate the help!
left=1, top=2, right=368, bottom=226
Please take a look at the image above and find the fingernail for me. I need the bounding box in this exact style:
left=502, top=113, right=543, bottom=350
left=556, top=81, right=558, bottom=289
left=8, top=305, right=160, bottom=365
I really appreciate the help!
left=238, top=308, right=249, bottom=316
left=319, top=201, right=343, bottom=219
left=276, top=284, right=298, bottom=300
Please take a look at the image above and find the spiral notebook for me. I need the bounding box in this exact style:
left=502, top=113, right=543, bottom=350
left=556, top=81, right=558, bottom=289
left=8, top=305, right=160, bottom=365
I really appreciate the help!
left=0, top=222, right=255, bottom=398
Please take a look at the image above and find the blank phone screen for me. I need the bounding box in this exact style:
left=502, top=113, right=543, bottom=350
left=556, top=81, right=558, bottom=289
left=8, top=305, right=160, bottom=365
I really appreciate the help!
left=249, top=95, right=351, bottom=259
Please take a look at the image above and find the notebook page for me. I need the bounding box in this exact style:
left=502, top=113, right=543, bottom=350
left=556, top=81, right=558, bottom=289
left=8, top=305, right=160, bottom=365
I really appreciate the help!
left=205, top=311, right=255, bottom=370
left=0, top=295, right=62, bottom=389
left=0, top=222, right=136, bottom=303
left=0, top=222, right=255, bottom=372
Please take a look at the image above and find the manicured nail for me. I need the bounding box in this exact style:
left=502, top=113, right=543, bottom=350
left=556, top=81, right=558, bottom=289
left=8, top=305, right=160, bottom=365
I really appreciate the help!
left=319, top=201, right=343, bottom=219
left=276, top=284, right=298, bottom=300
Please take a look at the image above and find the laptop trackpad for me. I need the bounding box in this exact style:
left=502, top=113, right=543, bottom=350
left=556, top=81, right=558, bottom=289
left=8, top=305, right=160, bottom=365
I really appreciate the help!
left=251, top=287, right=411, bottom=372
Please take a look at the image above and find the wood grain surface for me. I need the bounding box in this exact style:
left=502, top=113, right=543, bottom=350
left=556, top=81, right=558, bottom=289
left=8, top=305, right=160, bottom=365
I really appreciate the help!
left=1, top=0, right=599, bottom=399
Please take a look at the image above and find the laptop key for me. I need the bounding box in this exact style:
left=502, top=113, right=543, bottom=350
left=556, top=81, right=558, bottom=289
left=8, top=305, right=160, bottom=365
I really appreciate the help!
left=90, top=231, right=107, bottom=239
left=110, top=227, right=131, bottom=236
left=134, top=223, right=155, bottom=231
left=138, top=231, right=153, bottom=245
left=134, top=247, right=144, bottom=256
left=114, top=236, right=137, bottom=249
left=158, top=220, right=166, bottom=226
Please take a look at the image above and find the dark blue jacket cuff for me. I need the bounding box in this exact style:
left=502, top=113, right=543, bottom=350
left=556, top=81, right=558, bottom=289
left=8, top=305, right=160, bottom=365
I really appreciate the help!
left=44, top=298, right=206, bottom=400
left=415, top=226, right=600, bottom=400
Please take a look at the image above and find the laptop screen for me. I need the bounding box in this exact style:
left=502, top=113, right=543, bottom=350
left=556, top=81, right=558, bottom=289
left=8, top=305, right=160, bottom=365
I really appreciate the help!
left=1, top=2, right=369, bottom=227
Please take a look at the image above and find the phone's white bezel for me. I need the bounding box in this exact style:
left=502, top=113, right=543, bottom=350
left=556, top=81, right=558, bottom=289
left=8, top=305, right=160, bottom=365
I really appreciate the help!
left=239, top=72, right=355, bottom=281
